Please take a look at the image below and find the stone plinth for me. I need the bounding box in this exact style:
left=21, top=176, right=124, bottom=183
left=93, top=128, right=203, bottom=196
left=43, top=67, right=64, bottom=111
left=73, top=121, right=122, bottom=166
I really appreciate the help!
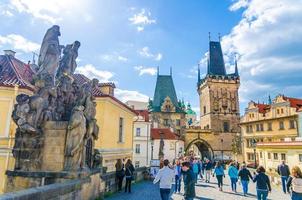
left=42, top=121, right=68, bottom=171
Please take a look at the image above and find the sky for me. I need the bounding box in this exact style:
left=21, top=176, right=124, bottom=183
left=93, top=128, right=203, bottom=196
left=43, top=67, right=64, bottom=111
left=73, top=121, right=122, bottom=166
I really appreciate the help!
left=0, top=0, right=302, bottom=117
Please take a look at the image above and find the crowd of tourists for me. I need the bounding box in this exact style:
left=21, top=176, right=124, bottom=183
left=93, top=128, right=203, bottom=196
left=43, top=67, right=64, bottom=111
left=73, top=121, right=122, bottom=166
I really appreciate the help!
left=114, top=157, right=302, bottom=200
left=150, top=156, right=302, bottom=200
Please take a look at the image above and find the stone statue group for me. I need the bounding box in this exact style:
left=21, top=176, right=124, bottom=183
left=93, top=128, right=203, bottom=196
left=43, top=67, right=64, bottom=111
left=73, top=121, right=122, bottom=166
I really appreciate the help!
left=12, top=25, right=100, bottom=171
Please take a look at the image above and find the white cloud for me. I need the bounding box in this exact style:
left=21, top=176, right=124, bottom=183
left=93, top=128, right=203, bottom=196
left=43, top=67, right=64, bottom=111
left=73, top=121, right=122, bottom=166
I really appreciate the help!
left=138, top=46, right=162, bottom=61
left=117, top=55, right=128, bottom=62
left=115, top=88, right=149, bottom=103
left=134, top=66, right=157, bottom=76
left=100, top=53, right=128, bottom=62
left=76, top=64, right=114, bottom=83
left=5, top=0, right=91, bottom=23
left=219, top=0, right=302, bottom=107
left=129, top=9, right=156, bottom=32
left=0, top=34, right=39, bottom=53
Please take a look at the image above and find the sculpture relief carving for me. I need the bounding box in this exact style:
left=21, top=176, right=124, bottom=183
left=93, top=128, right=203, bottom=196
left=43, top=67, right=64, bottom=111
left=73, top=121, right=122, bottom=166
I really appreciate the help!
left=11, top=25, right=99, bottom=172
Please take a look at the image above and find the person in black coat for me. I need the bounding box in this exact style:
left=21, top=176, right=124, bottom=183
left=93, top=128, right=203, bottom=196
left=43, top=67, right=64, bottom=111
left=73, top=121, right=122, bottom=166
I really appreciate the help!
left=277, top=160, right=290, bottom=193
left=124, top=159, right=135, bottom=193
left=253, top=166, right=272, bottom=200
left=238, top=164, right=253, bottom=196
left=182, top=161, right=196, bottom=200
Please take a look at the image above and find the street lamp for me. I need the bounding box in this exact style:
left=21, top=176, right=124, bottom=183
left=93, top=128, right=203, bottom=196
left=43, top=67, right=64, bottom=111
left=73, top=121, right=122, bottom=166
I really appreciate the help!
left=220, top=139, right=224, bottom=161
left=151, top=140, right=154, bottom=160
left=251, top=138, right=257, bottom=169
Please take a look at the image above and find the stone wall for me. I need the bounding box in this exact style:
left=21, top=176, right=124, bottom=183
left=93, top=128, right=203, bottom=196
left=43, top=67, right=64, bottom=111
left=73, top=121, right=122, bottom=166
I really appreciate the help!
left=0, top=167, right=149, bottom=200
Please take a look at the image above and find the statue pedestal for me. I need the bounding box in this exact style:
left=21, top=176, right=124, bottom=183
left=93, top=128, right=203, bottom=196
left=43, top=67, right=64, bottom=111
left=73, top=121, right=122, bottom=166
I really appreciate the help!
left=5, top=121, right=86, bottom=193
left=41, top=121, right=68, bottom=171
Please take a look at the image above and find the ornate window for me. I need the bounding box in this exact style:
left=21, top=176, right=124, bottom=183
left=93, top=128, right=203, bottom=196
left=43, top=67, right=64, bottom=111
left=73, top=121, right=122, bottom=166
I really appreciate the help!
left=223, top=121, right=230, bottom=132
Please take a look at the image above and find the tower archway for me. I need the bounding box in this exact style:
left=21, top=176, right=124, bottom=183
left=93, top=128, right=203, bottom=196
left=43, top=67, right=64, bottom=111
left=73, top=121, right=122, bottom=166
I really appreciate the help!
left=185, top=139, right=213, bottom=160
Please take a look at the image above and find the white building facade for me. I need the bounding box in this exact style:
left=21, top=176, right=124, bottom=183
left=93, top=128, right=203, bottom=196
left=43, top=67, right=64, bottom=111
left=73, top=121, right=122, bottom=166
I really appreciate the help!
left=133, top=110, right=152, bottom=168
left=151, top=128, right=184, bottom=162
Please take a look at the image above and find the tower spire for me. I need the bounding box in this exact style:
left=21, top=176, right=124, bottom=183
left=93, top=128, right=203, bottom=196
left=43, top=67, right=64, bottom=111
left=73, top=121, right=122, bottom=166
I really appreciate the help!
left=208, top=32, right=211, bottom=42
left=234, top=55, right=239, bottom=76
left=170, top=66, right=172, bottom=76
left=157, top=66, right=159, bottom=76
left=268, top=95, right=272, bottom=105
left=218, top=32, right=221, bottom=42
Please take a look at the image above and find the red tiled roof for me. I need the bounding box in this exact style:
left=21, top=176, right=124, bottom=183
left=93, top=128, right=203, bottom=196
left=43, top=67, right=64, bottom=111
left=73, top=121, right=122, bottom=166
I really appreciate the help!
left=151, top=128, right=180, bottom=140
left=73, top=73, right=103, bottom=97
left=135, top=110, right=150, bottom=122
left=284, top=96, right=302, bottom=111
left=255, top=103, right=270, bottom=114
left=0, top=55, right=35, bottom=91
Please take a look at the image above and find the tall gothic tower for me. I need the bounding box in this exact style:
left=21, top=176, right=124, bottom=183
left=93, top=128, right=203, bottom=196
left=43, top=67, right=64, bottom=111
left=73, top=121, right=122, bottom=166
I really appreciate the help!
left=150, top=70, right=186, bottom=136
left=197, top=40, right=240, bottom=133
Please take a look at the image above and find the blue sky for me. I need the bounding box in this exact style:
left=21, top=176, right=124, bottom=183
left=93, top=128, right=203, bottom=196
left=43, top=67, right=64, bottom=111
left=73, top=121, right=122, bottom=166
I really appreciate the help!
left=1, top=0, right=302, bottom=116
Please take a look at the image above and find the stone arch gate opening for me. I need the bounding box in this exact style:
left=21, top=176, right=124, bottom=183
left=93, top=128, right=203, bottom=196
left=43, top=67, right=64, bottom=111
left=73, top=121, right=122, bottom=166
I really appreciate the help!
left=185, top=139, right=214, bottom=160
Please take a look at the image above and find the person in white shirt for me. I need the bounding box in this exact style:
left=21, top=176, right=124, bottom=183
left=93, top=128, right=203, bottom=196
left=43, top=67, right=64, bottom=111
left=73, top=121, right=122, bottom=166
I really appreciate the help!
left=153, top=159, right=175, bottom=200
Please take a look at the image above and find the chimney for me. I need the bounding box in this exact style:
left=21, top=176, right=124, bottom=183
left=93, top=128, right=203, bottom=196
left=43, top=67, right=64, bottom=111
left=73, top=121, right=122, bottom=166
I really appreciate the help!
left=4, top=50, right=16, bottom=57
left=99, top=82, right=116, bottom=96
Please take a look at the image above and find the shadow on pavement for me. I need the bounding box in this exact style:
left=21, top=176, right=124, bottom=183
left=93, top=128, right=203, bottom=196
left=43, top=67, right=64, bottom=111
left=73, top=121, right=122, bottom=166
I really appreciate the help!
left=195, top=183, right=216, bottom=189
left=195, top=196, right=215, bottom=200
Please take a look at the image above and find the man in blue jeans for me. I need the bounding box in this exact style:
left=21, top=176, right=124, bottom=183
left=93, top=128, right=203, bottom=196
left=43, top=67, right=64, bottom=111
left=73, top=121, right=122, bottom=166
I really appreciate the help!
left=277, top=160, right=290, bottom=194
left=153, top=159, right=174, bottom=200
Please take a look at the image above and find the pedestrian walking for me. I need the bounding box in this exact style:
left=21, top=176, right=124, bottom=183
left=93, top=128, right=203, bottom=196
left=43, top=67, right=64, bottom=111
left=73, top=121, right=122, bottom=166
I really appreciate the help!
left=192, top=158, right=199, bottom=183
left=115, top=159, right=125, bottom=192
left=228, top=162, right=239, bottom=193
left=174, top=160, right=182, bottom=193
left=182, top=161, right=196, bottom=200
left=278, top=160, right=290, bottom=194
left=204, top=159, right=212, bottom=183
left=153, top=159, right=175, bottom=200
left=253, top=166, right=272, bottom=200
left=213, top=161, right=225, bottom=191
left=124, top=159, right=135, bottom=193
left=238, top=164, right=253, bottom=196
left=287, top=166, right=302, bottom=200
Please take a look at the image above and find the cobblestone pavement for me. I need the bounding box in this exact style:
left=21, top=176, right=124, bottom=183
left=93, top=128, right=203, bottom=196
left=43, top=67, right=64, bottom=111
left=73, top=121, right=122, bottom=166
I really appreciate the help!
left=106, top=174, right=291, bottom=200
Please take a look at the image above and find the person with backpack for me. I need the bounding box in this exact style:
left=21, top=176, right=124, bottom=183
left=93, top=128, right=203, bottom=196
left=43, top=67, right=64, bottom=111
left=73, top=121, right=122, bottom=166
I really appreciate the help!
left=228, top=162, right=239, bottom=193
left=115, top=159, right=125, bottom=192
left=124, top=159, right=135, bottom=193
left=287, top=166, right=302, bottom=200
left=253, top=166, right=272, bottom=200
left=278, top=160, right=291, bottom=194
left=213, top=161, right=225, bottom=191
left=238, top=164, right=253, bottom=196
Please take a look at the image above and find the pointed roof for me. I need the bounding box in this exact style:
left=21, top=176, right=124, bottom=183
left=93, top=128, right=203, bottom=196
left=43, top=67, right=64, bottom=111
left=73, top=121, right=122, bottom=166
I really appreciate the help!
left=208, top=41, right=226, bottom=76
left=0, top=54, right=35, bottom=91
left=153, top=74, right=180, bottom=112
left=186, top=103, right=196, bottom=115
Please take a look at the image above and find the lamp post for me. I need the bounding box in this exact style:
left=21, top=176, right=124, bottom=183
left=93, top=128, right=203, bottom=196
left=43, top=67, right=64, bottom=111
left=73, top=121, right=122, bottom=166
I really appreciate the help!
left=220, top=139, right=224, bottom=161
left=151, top=140, right=154, bottom=160
left=251, top=138, right=257, bottom=169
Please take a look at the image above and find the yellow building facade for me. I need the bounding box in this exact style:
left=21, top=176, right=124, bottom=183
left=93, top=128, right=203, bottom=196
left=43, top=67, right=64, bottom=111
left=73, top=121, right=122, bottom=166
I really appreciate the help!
left=94, top=94, right=136, bottom=172
left=241, top=95, right=302, bottom=167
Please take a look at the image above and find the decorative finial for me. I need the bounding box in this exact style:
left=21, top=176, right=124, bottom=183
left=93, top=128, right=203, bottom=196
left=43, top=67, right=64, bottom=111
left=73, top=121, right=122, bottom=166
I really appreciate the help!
left=218, top=33, right=221, bottom=42
left=208, top=32, right=211, bottom=42
left=268, top=95, right=272, bottom=105
left=234, top=54, right=239, bottom=76
left=170, top=66, right=172, bottom=76
left=157, top=66, right=159, bottom=76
